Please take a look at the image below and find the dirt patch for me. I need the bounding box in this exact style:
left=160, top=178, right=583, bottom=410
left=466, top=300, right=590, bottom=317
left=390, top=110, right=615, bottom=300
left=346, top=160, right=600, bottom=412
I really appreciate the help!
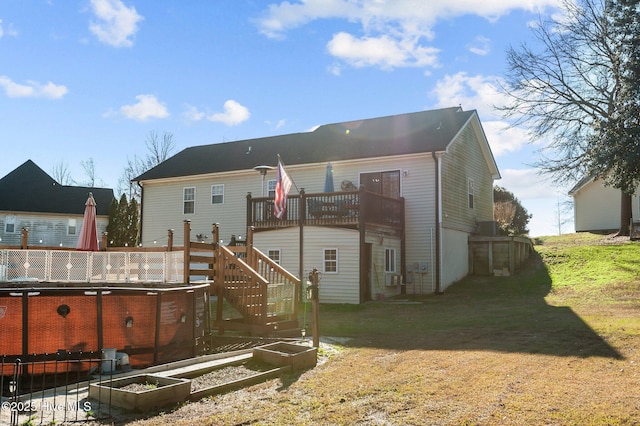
left=189, top=360, right=273, bottom=391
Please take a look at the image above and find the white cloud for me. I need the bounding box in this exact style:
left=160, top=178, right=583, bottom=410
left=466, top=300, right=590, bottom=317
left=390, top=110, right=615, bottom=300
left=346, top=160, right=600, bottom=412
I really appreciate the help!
left=182, top=100, right=251, bottom=126
left=89, top=0, right=143, bottom=47
left=467, top=35, right=491, bottom=56
left=327, top=32, right=439, bottom=69
left=0, top=76, right=67, bottom=99
left=0, top=19, right=18, bottom=38
left=499, top=168, right=569, bottom=199
left=430, top=72, right=507, bottom=119
left=208, top=100, right=250, bottom=126
left=182, top=104, right=205, bottom=122
left=482, top=120, right=530, bottom=156
left=119, top=94, right=169, bottom=121
left=256, top=0, right=562, bottom=70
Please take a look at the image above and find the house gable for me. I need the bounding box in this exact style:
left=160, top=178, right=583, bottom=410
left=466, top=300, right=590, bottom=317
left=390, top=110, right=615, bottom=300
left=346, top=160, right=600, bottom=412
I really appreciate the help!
left=441, top=112, right=500, bottom=234
left=0, top=160, right=114, bottom=216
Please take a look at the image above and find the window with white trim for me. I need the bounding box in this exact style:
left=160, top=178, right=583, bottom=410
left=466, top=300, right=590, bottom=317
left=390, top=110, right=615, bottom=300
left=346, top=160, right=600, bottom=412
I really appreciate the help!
left=267, top=180, right=277, bottom=197
left=268, top=249, right=281, bottom=265
left=385, top=248, right=396, bottom=273
left=468, top=178, right=475, bottom=209
left=211, top=184, right=224, bottom=205
left=183, top=187, right=195, bottom=214
left=4, top=215, right=16, bottom=233
left=68, top=219, right=77, bottom=235
left=323, top=248, right=338, bottom=273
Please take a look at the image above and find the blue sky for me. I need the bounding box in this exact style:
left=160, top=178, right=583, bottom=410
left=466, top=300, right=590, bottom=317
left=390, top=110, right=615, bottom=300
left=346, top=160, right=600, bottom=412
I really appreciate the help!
left=0, top=0, right=573, bottom=236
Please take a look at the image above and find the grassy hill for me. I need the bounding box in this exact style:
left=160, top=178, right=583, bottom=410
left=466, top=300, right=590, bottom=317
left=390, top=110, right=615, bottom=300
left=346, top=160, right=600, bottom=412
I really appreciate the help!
left=129, top=233, right=640, bottom=425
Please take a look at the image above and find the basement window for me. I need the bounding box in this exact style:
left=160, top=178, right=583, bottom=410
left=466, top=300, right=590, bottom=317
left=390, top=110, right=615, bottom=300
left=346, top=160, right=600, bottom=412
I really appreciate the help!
left=268, top=249, right=281, bottom=265
left=385, top=248, right=396, bottom=273
left=323, top=248, right=338, bottom=274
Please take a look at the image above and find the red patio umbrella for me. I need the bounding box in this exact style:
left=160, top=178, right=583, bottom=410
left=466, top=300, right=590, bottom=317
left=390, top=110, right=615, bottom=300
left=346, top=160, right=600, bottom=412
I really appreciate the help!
left=77, top=192, right=99, bottom=251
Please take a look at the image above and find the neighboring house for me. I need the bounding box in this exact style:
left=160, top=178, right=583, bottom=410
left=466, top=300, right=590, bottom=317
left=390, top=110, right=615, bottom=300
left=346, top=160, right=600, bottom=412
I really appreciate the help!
left=134, top=107, right=501, bottom=303
left=569, top=176, right=640, bottom=233
left=0, top=160, right=115, bottom=248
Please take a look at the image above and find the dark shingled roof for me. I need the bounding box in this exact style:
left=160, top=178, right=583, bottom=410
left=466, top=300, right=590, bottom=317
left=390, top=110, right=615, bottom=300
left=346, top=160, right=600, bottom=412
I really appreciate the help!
left=135, top=107, right=476, bottom=181
left=0, top=160, right=115, bottom=216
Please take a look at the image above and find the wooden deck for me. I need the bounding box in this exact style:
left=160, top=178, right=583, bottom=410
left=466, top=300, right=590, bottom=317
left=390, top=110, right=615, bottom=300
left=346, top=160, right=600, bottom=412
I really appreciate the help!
left=246, top=188, right=404, bottom=236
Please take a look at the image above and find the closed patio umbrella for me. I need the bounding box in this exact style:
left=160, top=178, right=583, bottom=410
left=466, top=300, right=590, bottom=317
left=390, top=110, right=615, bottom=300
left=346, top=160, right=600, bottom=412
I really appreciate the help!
left=324, top=162, right=334, bottom=192
left=77, top=192, right=99, bottom=251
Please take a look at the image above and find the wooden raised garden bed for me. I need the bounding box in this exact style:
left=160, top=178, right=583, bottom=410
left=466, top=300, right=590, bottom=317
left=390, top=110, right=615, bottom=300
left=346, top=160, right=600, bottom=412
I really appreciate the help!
left=253, top=342, right=317, bottom=370
left=89, top=374, right=191, bottom=412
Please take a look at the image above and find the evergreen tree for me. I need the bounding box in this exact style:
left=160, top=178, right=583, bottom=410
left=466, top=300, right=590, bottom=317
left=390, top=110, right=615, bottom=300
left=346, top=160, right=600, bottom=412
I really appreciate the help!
left=124, top=197, right=140, bottom=246
left=106, top=197, right=120, bottom=247
left=105, top=194, right=139, bottom=247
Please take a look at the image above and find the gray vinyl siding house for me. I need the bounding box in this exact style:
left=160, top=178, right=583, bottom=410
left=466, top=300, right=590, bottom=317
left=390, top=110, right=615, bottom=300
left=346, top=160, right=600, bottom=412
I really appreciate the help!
left=134, top=107, right=500, bottom=303
left=0, top=160, right=115, bottom=248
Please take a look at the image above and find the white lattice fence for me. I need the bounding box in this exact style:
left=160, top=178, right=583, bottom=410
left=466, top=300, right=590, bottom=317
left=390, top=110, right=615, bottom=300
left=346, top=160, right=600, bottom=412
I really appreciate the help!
left=0, top=250, right=184, bottom=284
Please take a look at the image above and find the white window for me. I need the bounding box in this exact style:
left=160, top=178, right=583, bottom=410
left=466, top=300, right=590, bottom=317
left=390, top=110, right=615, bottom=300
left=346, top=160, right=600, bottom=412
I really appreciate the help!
left=268, top=249, right=281, bottom=265
left=468, top=178, right=475, bottom=209
left=183, top=187, right=195, bottom=214
left=323, top=248, right=338, bottom=273
left=267, top=180, right=277, bottom=198
left=68, top=219, right=77, bottom=235
left=211, top=184, right=224, bottom=204
left=385, top=248, right=396, bottom=273
left=4, top=215, right=16, bottom=233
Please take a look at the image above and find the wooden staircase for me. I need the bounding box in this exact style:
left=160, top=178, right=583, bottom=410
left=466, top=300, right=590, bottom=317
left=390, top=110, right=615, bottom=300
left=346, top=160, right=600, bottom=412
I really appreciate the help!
left=183, top=221, right=300, bottom=337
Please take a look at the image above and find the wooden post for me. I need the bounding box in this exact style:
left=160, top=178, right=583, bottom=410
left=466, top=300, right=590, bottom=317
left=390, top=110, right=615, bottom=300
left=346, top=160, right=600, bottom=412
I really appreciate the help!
left=246, top=226, right=254, bottom=268
left=167, top=229, right=174, bottom=251
left=309, top=268, right=320, bottom=348
left=183, top=220, right=191, bottom=284
left=488, top=240, right=493, bottom=275
left=213, top=224, right=224, bottom=331
left=20, top=227, right=28, bottom=249
left=299, top=188, right=305, bottom=305
left=508, top=237, right=515, bottom=275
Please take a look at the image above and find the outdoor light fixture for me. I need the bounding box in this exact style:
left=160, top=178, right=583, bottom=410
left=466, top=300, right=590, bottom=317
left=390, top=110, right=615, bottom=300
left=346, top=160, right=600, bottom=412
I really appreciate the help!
left=253, top=165, right=274, bottom=196
left=125, top=316, right=134, bottom=328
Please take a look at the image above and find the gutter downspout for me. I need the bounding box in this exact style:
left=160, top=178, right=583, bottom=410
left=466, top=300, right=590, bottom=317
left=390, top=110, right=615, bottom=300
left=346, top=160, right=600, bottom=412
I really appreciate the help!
left=432, top=152, right=444, bottom=294
left=137, top=182, right=144, bottom=244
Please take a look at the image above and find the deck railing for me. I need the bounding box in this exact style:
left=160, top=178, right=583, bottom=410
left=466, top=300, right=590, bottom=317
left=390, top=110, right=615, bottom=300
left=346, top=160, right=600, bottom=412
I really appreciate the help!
left=222, top=228, right=299, bottom=321
left=0, top=249, right=184, bottom=284
left=247, top=188, right=404, bottom=232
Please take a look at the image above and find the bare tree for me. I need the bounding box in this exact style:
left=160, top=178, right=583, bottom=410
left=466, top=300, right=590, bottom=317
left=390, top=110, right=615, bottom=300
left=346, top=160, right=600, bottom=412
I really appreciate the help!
left=554, top=196, right=574, bottom=235
left=498, top=0, right=639, bottom=235
left=80, top=157, right=99, bottom=187
left=51, top=161, right=73, bottom=185
left=118, top=131, right=176, bottom=200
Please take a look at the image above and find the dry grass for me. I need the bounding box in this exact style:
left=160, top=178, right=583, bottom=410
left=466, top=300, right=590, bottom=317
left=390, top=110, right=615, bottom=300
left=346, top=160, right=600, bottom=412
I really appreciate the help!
left=119, top=234, right=640, bottom=425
